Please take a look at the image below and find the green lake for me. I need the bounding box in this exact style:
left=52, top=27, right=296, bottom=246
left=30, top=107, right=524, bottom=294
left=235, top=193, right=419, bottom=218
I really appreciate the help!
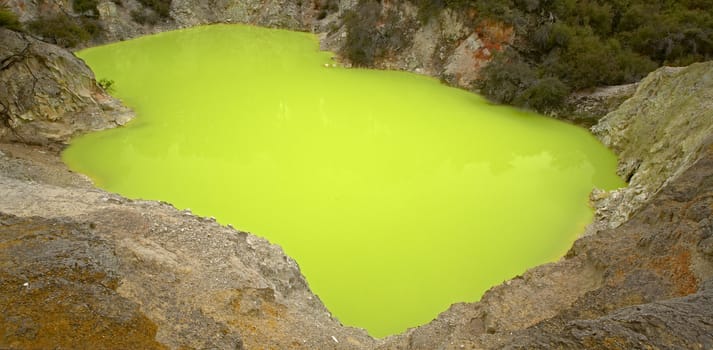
left=63, top=24, right=625, bottom=337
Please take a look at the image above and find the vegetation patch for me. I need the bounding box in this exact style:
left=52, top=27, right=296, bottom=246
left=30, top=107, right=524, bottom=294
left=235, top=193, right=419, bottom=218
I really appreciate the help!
left=0, top=2, right=20, bottom=31
left=73, top=0, right=100, bottom=17
left=97, top=78, right=115, bottom=92
left=408, top=0, right=713, bottom=113
left=136, top=0, right=172, bottom=18
left=27, top=15, right=103, bottom=48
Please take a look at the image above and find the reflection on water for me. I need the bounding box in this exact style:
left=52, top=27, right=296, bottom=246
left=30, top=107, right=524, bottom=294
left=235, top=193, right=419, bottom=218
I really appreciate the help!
left=63, top=24, right=625, bottom=337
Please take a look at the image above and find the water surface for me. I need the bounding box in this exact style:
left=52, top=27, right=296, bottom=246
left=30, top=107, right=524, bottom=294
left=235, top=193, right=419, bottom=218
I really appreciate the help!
left=63, top=24, right=625, bottom=337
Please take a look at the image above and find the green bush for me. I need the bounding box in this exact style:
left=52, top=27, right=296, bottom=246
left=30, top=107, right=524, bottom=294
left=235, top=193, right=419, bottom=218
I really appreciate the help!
left=80, top=17, right=103, bottom=36
left=73, top=0, right=99, bottom=16
left=385, top=0, right=712, bottom=113
left=477, top=49, right=538, bottom=104
left=0, top=6, right=21, bottom=30
left=476, top=0, right=711, bottom=112
left=97, top=78, right=115, bottom=92
left=546, top=31, right=656, bottom=89
left=27, top=15, right=91, bottom=47
left=27, top=15, right=103, bottom=48
left=514, top=77, right=570, bottom=112
left=136, top=0, right=171, bottom=18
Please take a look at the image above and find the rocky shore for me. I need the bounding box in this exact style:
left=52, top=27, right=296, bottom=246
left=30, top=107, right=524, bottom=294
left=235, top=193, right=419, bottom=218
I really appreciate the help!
left=1, top=2, right=713, bottom=348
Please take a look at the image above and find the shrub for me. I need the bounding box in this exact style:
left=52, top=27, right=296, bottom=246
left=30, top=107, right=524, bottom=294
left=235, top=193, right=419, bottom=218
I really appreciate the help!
left=27, top=15, right=92, bottom=47
left=547, top=32, right=656, bottom=89
left=0, top=5, right=21, bottom=30
left=477, top=49, right=538, bottom=104
left=73, top=0, right=99, bottom=16
left=513, top=77, right=570, bottom=112
left=135, top=0, right=171, bottom=18
left=395, top=0, right=713, bottom=113
left=80, top=17, right=103, bottom=36
left=97, top=78, right=115, bottom=92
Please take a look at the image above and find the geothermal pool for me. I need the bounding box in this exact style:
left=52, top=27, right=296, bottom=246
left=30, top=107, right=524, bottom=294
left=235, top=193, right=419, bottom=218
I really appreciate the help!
left=63, top=24, right=624, bottom=337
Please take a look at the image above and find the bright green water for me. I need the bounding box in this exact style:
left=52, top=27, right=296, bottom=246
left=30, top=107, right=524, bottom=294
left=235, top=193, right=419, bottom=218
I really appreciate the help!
left=63, top=24, right=624, bottom=337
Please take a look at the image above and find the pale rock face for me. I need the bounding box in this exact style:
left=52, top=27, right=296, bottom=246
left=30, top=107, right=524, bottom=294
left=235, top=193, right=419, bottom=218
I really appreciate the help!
left=443, top=20, right=514, bottom=89
left=0, top=28, right=133, bottom=145
left=591, top=63, right=713, bottom=228
left=169, top=0, right=305, bottom=30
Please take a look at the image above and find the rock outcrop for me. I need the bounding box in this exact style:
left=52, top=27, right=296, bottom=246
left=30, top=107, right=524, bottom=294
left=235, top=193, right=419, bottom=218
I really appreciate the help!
left=591, top=63, right=713, bottom=229
left=0, top=142, right=375, bottom=349
left=6, top=1, right=510, bottom=91
left=563, top=83, right=639, bottom=127
left=321, top=1, right=513, bottom=90
left=0, top=28, right=132, bottom=145
left=5, top=0, right=345, bottom=44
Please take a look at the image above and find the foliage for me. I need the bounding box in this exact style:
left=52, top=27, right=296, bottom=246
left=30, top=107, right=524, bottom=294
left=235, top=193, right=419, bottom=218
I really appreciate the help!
left=478, top=49, right=538, bottom=105
left=27, top=16, right=93, bottom=48
left=73, top=0, right=99, bottom=16
left=407, top=0, right=713, bottom=113
left=0, top=4, right=21, bottom=31
left=514, top=77, right=570, bottom=112
left=97, top=78, right=115, bottom=92
left=135, top=0, right=171, bottom=18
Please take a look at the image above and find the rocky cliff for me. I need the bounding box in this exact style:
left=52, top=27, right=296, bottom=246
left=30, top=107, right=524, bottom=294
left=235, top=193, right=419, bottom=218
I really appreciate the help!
left=5, top=1, right=510, bottom=92
left=5, top=0, right=343, bottom=43
left=378, top=68, right=713, bottom=346
left=1, top=8, right=713, bottom=350
left=318, top=1, right=515, bottom=92
left=0, top=27, right=132, bottom=146
left=591, top=63, right=713, bottom=230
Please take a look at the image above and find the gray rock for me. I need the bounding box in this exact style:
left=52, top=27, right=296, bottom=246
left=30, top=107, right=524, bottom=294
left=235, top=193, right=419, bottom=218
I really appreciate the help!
left=0, top=28, right=133, bottom=145
left=591, top=63, right=713, bottom=229
left=0, top=146, right=375, bottom=349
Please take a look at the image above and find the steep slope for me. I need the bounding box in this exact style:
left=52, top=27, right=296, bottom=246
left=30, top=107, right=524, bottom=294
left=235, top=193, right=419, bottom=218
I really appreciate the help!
left=592, top=63, right=713, bottom=228
left=0, top=28, right=132, bottom=145
left=377, top=62, right=713, bottom=350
